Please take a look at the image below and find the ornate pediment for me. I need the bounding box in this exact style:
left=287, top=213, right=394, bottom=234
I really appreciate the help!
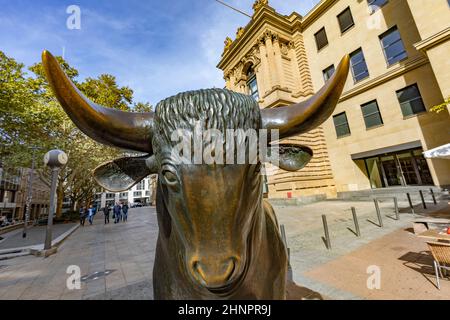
left=252, top=0, right=269, bottom=13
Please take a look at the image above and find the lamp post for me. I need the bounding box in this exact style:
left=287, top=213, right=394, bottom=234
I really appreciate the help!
left=22, top=146, right=40, bottom=238
left=43, top=149, right=68, bottom=250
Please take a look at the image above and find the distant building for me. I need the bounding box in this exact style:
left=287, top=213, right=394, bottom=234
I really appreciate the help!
left=94, top=175, right=157, bottom=208
left=217, top=0, right=450, bottom=198
left=0, top=166, right=49, bottom=221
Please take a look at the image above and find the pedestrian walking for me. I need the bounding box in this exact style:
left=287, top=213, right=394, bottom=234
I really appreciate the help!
left=113, top=202, right=121, bottom=224
left=79, top=207, right=86, bottom=226
left=103, top=205, right=110, bottom=224
left=122, top=203, right=129, bottom=222
left=87, top=205, right=95, bottom=225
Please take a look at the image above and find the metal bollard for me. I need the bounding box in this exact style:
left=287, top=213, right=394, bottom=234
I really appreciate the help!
left=419, top=190, right=427, bottom=209
left=374, top=199, right=383, bottom=227
left=351, top=207, right=361, bottom=237
left=407, top=193, right=415, bottom=215
left=322, top=215, right=331, bottom=250
left=430, top=188, right=437, bottom=205
left=394, top=197, right=399, bottom=220
left=280, top=224, right=290, bottom=262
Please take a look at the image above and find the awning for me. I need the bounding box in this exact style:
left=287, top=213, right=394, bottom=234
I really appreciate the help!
left=351, top=140, right=422, bottom=160
left=423, top=143, right=450, bottom=159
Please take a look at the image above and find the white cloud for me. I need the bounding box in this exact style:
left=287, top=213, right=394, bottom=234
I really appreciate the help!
left=0, top=0, right=320, bottom=106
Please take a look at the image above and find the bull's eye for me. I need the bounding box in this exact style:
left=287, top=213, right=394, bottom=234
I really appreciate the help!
left=161, top=165, right=179, bottom=187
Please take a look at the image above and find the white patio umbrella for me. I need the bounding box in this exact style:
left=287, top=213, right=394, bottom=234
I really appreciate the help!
left=423, top=143, right=450, bottom=159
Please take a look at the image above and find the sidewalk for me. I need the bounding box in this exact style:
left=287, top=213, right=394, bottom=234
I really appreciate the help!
left=275, top=199, right=450, bottom=299
left=0, top=223, right=77, bottom=250
left=0, top=200, right=448, bottom=300
left=0, top=208, right=157, bottom=300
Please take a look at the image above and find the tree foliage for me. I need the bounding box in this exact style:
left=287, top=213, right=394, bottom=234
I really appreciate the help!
left=430, top=96, right=450, bottom=114
left=0, top=51, right=153, bottom=216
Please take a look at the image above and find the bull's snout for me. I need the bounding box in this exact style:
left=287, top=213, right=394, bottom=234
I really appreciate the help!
left=190, top=257, right=240, bottom=291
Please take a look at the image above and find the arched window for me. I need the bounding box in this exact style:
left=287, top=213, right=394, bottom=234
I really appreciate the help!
left=246, top=66, right=259, bottom=101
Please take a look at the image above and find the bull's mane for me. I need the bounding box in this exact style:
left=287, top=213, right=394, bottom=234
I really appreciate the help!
left=153, top=88, right=262, bottom=158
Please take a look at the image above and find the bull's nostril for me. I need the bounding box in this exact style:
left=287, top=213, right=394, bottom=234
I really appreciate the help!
left=192, top=261, right=204, bottom=280
left=191, top=258, right=238, bottom=288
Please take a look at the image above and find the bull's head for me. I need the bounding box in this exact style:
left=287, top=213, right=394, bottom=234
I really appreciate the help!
left=42, top=50, right=349, bottom=293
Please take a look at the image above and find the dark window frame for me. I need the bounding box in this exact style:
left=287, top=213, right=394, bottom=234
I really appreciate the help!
left=337, top=7, right=355, bottom=34
left=246, top=67, right=259, bottom=101
left=361, top=100, right=383, bottom=129
left=349, top=48, right=370, bottom=83
left=396, top=83, right=426, bottom=117
left=314, top=27, right=329, bottom=51
left=322, top=64, right=335, bottom=82
left=379, top=26, right=408, bottom=66
left=333, top=112, right=351, bottom=138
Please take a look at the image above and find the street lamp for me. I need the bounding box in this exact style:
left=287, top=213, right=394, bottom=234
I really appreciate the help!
left=43, top=149, right=68, bottom=250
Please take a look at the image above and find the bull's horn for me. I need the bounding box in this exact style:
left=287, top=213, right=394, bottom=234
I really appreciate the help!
left=261, top=55, right=350, bottom=140
left=42, top=50, right=154, bottom=154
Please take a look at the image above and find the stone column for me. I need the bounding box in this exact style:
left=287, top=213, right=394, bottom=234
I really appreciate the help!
left=264, top=31, right=279, bottom=89
left=229, top=72, right=236, bottom=92
left=225, top=76, right=231, bottom=90
left=258, top=38, right=271, bottom=96
left=272, top=34, right=285, bottom=89
left=288, top=41, right=302, bottom=95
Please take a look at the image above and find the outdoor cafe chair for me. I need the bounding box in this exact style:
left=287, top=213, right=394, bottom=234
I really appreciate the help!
left=427, top=241, right=450, bottom=290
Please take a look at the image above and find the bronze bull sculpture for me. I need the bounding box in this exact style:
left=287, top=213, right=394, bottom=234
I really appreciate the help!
left=41, top=50, right=349, bottom=299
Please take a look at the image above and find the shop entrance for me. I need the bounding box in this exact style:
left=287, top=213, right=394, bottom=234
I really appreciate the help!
left=363, top=148, right=433, bottom=188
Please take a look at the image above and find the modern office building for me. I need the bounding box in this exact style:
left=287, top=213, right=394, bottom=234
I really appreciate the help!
left=217, top=0, right=450, bottom=198
left=94, top=175, right=157, bottom=208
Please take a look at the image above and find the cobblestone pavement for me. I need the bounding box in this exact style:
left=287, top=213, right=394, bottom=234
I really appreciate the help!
left=276, top=199, right=450, bottom=299
left=0, top=223, right=77, bottom=250
left=0, top=199, right=448, bottom=300
left=0, top=209, right=157, bottom=299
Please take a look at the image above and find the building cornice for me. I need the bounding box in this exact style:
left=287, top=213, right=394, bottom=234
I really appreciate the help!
left=414, top=27, right=450, bottom=53
left=300, top=0, right=338, bottom=31
left=339, top=55, right=429, bottom=102
left=217, top=5, right=301, bottom=71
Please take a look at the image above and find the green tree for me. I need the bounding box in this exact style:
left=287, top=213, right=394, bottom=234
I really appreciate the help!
left=430, top=96, right=450, bottom=114
left=1, top=51, right=151, bottom=217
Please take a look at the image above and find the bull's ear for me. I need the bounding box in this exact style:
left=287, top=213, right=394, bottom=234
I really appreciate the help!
left=271, top=144, right=313, bottom=172
left=93, top=155, right=157, bottom=192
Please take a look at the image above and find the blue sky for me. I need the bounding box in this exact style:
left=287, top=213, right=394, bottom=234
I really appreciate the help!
left=0, top=0, right=320, bottom=105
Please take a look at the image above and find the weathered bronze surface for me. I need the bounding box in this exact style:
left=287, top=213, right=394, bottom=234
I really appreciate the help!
left=41, top=50, right=349, bottom=299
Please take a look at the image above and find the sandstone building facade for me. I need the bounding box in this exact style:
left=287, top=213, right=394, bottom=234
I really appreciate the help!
left=217, top=0, right=450, bottom=198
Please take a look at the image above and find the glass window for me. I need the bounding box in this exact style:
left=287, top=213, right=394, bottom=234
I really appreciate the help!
left=246, top=67, right=259, bottom=101
left=380, top=26, right=407, bottom=66
left=133, top=191, right=142, bottom=197
left=361, top=100, right=383, bottom=128
left=333, top=112, right=351, bottom=137
left=322, top=64, right=335, bottom=82
left=337, top=7, right=354, bottom=33
left=350, top=48, right=369, bottom=82
left=365, top=157, right=383, bottom=188
left=314, top=27, right=328, bottom=51
left=367, top=0, right=388, bottom=12
left=136, top=180, right=145, bottom=190
left=396, top=84, right=426, bottom=116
